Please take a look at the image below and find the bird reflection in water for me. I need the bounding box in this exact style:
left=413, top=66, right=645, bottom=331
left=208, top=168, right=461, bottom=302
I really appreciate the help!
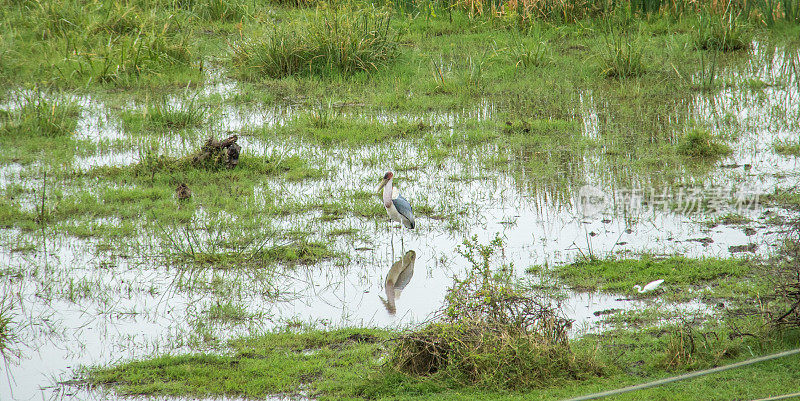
left=380, top=250, right=416, bottom=315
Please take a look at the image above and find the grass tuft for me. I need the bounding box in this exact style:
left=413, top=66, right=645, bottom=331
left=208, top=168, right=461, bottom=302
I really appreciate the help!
left=230, top=6, right=399, bottom=79
left=121, top=97, right=208, bottom=131
left=1, top=91, right=80, bottom=138
left=598, top=26, right=646, bottom=79
left=694, top=11, right=750, bottom=52
left=774, top=139, right=800, bottom=156
left=676, top=126, right=732, bottom=158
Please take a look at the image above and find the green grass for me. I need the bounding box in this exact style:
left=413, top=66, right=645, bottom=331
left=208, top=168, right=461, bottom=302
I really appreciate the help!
left=774, top=139, right=800, bottom=156
left=694, top=12, right=751, bottom=52
left=552, top=255, right=752, bottom=296
left=268, top=114, right=431, bottom=145
left=677, top=126, right=732, bottom=159
left=89, top=328, right=390, bottom=397
left=230, top=6, right=399, bottom=79
left=598, top=26, right=646, bottom=79
left=88, top=325, right=800, bottom=400
left=1, top=92, right=80, bottom=138
left=0, top=0, right=202, bottom=87
left=121, top=97, right=207, bottom=131
left=4, top=5, right=800, bottom=400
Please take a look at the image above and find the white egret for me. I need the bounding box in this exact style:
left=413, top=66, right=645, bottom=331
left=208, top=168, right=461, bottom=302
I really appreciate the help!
left=633, top=279, right=664, bottom=293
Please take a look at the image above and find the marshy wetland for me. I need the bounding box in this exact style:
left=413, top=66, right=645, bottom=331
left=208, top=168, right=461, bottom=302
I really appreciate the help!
left=3, top=0, right=800, bottom=400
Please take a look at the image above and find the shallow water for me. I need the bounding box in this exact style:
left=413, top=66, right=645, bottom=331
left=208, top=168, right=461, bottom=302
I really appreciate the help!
left=3, top=45, right=800, bottom=400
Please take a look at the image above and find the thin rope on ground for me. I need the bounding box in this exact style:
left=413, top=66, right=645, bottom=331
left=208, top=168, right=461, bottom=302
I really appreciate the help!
left=560, top=347, right=800, bottom=401
left=750, top=392, right=800, bottom=401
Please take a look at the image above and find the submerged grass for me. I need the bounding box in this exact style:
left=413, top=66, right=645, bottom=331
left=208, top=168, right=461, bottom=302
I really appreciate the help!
left=0, top=91, right=80, bottom=138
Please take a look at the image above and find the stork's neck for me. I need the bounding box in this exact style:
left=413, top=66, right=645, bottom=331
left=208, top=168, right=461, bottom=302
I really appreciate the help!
left=383, top=178, right=393, bottom=208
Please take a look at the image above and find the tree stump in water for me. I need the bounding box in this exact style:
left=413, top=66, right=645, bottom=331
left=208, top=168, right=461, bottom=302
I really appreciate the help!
left=191, top=135, right=241, bottom=169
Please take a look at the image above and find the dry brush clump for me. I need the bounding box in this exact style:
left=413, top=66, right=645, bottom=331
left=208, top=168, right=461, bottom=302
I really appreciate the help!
left=388, top=236, right=602, bottom=389
left=660, top=320, right=743, bottom=371
left=771, top=221, right=800, bottom=328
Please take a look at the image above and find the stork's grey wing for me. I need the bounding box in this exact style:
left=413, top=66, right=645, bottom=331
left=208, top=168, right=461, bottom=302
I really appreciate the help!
left=392, top=196, right=415, bottom=229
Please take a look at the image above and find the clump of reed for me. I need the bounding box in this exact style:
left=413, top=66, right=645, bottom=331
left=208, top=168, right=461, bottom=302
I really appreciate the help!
left=388, top=236, right=602, bottom=388
left=598, top=25, right=646, bottom=79
left=230, top=6, right=399, bottom=79
left=1, top=91, right=80, bottom=138
left=694, top=11, right=751, bottom=52
left=676, top=126, right=732, bottom=158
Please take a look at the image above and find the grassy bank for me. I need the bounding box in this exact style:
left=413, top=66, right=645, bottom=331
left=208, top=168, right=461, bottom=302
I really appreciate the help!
left=88, top=326, right=800, bottom=400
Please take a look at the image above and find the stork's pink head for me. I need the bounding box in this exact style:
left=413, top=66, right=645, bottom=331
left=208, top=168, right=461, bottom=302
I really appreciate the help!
left=377, top=171, right=394, bottom=192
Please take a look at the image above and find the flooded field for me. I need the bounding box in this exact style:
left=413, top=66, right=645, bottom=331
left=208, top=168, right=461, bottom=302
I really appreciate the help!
left=3, top=0, right=800, bottom=396
left=3, top=39, right=800, bottom=399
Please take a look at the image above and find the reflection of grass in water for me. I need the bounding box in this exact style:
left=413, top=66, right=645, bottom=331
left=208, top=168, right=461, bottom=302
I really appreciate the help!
left=0, top=300, right=12, bottom=357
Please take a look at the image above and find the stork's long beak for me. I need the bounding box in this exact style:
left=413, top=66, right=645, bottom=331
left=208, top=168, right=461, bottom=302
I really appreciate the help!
left=377, top=178, right=389, bottom=193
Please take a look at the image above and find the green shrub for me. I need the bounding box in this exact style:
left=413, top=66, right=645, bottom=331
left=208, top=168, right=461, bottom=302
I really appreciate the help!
left=389, top=236, right=602, bottom=389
